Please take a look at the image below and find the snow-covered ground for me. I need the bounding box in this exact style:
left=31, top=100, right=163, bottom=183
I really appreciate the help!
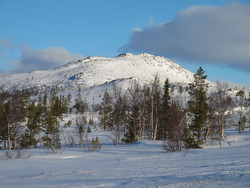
left=1, top=130, right=250, bottom=188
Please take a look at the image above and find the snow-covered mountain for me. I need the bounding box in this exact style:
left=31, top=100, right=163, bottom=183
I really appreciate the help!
left=0, top=53, right=206, bottom=103
left=0, top=53, right=196, bottom=88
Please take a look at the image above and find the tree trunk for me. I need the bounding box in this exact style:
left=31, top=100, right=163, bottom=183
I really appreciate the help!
left=153, top=118, right=159, bottom=141
left=205, top=126, right=210, bottom=142
left=150, top=95, right=154, bottom=140
left=219, top=116, right=225, bottom=140
left=7, top=123, right=11, bottom=150
left=79, top=132, right=83, bottom=147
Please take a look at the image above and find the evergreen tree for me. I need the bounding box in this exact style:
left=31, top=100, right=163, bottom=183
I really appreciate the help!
left=50, top=95, right=68, bottom=118
left=66, top=93, right=72, bottom=107
left=124, top=82, right=142, bottom=144
left=160, top=79, right=171, bottom=140
left=42, top=92, right=48, bottom=108
left=74, top=87, right=88, bottom=113
left=124, top=103, right=139, bottom=144
left=99, top=91, right=112, bottom=130
left=0, top=91, right=8, bottom=150
left=20, top=101, right=41, bottom=148
left=41, top=110, right=61, bottom=152
left=88, top=137, right=101, bottom=152
left=235, top=90, right=248, bottom=133
left=40, top=92, right=61, bottom=152
left=186, top=67, right=208, bottom=148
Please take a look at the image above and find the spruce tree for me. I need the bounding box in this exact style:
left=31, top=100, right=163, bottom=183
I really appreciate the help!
left=41, top=110, right=61, bottom=152
left=186, top=67, right=208, bottom=148
left=125, top=82, right=143, bottom=144
left=20, top=101, right=41, bottom=148
left=236, top=90, right=248, bottom=133
left=74, top=87, right=88, bottom=114
left=125, top=103, right=139, bottom=144
left=0, top=92, right=8, bottom=150
left=99, top=91, right=112, bottom=130
left=160, top=79, right=171, bottom=140
left=51, top=95, right=68, bottom=118
left=40, top=92, right=61, bottom=152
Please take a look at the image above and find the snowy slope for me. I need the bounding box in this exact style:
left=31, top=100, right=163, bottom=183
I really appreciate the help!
left=0, top=130, right=250, bottom=188
left=0, top=53, right=217, bottom=105
left=0, top=53, right=196, bottom=90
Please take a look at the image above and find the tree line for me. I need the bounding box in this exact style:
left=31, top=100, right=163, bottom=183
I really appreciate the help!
left=98, top=67, right=250, bottom=151
left=0, top=67, right=249, bottom=153
left=0, top=87, right=75, bottom=151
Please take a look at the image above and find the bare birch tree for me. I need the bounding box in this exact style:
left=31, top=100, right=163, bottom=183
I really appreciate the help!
left=109, top=85, right=128, bottom=145
left=208, top=82, right=234, bottom=140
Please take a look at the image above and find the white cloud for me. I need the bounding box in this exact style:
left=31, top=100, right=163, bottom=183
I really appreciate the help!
left=16, top=46, right=83, bottom=72
left=123, top=2, right=250, bottom=72
left=0, top=42, right=84, bottom=74
left=133, top=27, right=143, bottom=33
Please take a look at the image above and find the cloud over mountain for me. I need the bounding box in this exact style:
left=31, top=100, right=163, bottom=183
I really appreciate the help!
left=15, top=46, right=84, bottom=73
left=0, top=40, right=84, bottom=74
left=123, top=2, right=250, bottom=72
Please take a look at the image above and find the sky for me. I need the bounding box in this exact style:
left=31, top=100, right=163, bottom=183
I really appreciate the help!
left=0, top=0, right=249, bottom=89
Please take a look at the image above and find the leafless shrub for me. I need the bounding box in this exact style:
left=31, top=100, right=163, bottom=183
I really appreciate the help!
left=0, top=149, right=31, bottom=160
left=162, top=139, right=182, bottom=152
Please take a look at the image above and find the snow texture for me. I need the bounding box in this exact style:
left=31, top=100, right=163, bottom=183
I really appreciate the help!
left=0, top=130, right=250, bottom=188
left=0, top=53, right=200, bottom=100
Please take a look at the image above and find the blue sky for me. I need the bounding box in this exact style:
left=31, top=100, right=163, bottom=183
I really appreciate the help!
left=0, top=0, right=249, bottom=88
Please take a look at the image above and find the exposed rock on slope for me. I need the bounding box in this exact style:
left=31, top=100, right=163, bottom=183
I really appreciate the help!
left=0, top=53, right=196, bottom=91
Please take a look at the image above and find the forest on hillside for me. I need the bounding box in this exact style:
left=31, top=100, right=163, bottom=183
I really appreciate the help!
left=0, top=67, right=249, bottom=157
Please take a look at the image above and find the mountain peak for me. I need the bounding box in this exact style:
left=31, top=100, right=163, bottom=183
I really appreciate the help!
left=138, top=53, right=155, bottom=57
left=0, top=53, right=200, bottom=104
left=116, top=52, right=160, bottom=58
left=116, top=53, right=134, bottom=57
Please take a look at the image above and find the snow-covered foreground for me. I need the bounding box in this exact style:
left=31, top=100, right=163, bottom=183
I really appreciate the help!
left=1, top=132, right=250, bottom=188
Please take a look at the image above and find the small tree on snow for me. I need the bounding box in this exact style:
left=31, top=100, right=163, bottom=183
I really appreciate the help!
left=75, top=115, right=87, bottom=147
left=162, top=100, right=185, bottom=152
left=160, top=79, right=171, bottom=140
left=235, top=90, right=249, bottom=133
left=99, top=91, right=112, bottom=131
left=109, top=86, right=128, bottom=146
left=41, top=111, right=61, bottom=152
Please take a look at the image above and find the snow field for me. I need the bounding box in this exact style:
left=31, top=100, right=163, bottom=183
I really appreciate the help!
left=0, top=130, right=250, bottom=188
left=0, top=53, right=249, bottom=187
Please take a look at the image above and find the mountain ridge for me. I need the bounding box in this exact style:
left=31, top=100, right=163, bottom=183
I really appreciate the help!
left=0, top=53, right=197, bottom=90
left=0, top=53, right=215, bottom=104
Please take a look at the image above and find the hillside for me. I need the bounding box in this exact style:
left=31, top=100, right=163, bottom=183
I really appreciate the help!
left=0, top=53, right=196, bottom=90
left=0, top=53, right=213, bottom=105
